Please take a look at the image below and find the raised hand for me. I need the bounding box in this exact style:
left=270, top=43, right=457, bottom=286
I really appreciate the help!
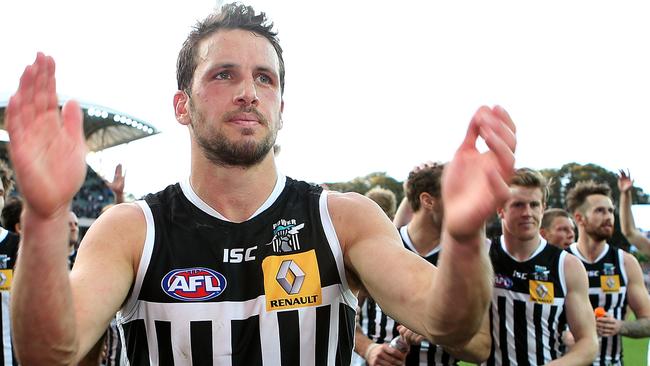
left=442, top=105, right=516, bottom=240
left=4, top=53, right=87, bottom=218
left=618, top=169, right=633, bottom=193
left=105, top=163, right=125, bottom=203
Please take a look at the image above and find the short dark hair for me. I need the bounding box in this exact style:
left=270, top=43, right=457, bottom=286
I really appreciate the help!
left=1, top=196, right=22, bottom=233
left=510, top=168, right=549, bottom=205
left=565, top=180, right=612, bottom=215
left=0, top=160, right=14, bottom=199
left=177, top=3, right=285, bottom=95
left=406, top=163, right=444, bottom=212
left=541, top=208, right=572, bottom=230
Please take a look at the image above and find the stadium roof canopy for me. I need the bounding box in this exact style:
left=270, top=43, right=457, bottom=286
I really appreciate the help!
left=0, top=98, right=159, bottom=152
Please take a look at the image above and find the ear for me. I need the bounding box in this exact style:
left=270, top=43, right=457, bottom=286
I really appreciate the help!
left=420, top=193, right=434, bottom=210
left=497, top=207, right=505, bottom=220
left=278, top=100, right=284, bottom=130
left=539, top=227, right=548, bottom=239
left=573, top=211, right=584, bottom=226
left=174, top=90, right=191, bottom=126
left=15, top=222, right=21, bottom=235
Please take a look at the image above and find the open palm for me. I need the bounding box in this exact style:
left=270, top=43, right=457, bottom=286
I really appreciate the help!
left=4, top=53, right=87, bottom=218
left=443, top=106, right=516, bottom=240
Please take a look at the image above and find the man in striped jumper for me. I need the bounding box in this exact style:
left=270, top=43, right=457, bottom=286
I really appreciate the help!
left=566, top=180, right=650, bottom=366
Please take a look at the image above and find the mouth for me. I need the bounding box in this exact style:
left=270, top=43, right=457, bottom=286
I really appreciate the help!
left=227, top=113, right=261, bottom=126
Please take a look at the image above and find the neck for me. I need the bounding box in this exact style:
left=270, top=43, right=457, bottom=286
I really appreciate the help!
left=190, top=148, right=278, bottom=222
left=576, top=230, right=607, bottom=262
left=502, top=230, right=542, bottom=261
left=406, top=213, right=442, bottom=256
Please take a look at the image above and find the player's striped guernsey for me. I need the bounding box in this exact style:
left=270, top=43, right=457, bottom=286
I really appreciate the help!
left=568, top=243, right=627, bottom=366
left=116, top=175, right=358, bottom=366
left=355, top=225, right=457, bottom=366
left=485, top=236, right=568, bottom=366
left=0, top=227, right=19, bottom=366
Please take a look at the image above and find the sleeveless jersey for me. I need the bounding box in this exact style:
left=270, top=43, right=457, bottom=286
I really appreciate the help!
left=568, top=243, right=627, bottom=366
left=0, top=228, right=19, bottom=366
left=486, top=236, right=568, bottom=366
left=116, top=176, right=358, bottom=366
left=356, top=225, right=457, bottom=366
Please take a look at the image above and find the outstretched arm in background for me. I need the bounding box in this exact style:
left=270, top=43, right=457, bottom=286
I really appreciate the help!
left=105, top=163, right=126, bottom=204
left=618, top=170, right=650, bottom=255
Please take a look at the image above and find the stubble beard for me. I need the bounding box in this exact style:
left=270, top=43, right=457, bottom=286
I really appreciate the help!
left=191, top=103, right=278, bottom=168
left=586, top=224, right=613, bottom=242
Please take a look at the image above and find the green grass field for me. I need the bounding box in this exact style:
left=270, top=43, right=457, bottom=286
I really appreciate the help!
left=457, top=337, right=648, bottom=365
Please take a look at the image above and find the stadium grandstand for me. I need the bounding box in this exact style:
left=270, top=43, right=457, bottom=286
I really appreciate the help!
left=0, top=98, right=159, bottom=230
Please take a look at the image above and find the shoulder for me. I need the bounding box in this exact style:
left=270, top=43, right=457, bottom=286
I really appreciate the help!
left=81, top=203, right=146, bottom=270
left=563, top=253, right=588, bottom=286
left=326, top=191, right=401, bottom=251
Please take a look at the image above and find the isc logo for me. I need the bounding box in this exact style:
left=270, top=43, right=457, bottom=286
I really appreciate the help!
left=161, top=268, right=227, bottom=301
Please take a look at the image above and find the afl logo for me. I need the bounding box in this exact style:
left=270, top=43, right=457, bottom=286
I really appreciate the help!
left=161, top=267, right=227, bottom=301
left=495, top=274, right=513, bottom=289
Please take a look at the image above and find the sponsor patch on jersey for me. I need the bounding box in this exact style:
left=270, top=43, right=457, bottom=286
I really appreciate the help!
left=600, top=275, right=620, bottom=292
left=262, top=249, right=322, bottom=311
left=0, top=269, right=13, bottom=291
left=529, top=280, right=554, bottom=304
left=161, top=267, right=227, bottom=301
left=494, top=274, right=513, bottom=289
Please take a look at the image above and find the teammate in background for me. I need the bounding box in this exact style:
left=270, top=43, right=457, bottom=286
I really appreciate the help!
left=364, top=186, right=397, bottom=221
left=618, top=170, right=650, bottom=255
left=1, top=196, right=23, bottom=234
left=566, top=180, right=650, bottom=365
left=0, top=160, right=19, bottom=366
left=540, top=208, right=576, bottom=249
left=356, top=163, right=491, bottom=366
left=6, top=4, right=516, bottom=364
left=488, top=168, right=597, bottom=365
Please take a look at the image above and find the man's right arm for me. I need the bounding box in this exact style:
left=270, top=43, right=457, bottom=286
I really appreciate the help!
left=6, top=53, right=140, bottom=364
left=13, top=204, right=141, bottom=364
left=548, top=254, right=597, bottom=366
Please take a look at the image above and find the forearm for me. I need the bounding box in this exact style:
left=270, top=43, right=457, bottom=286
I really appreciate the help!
left=547, top=335, right=598, bottom=366
left=354, top=325, right=376, bottom=361
left=12, top=208, right=78, bottom=365
left=428, top=232, right=492, bottom=347
left=620, top=318, right=650, bottom=338
left=619, top=190, right=637, bottom=237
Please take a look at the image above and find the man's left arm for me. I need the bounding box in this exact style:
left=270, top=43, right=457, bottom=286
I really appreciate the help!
left=599, top=252, right=650, bottom=338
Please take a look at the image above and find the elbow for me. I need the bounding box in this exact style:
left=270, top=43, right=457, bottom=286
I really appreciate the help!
left=582, top=334, right=599, bottom=363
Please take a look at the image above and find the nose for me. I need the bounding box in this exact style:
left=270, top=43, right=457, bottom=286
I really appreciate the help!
left=233, top=77, right=259, bottom=107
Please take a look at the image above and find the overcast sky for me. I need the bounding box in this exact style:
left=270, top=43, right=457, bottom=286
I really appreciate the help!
left=2, top=0, right=650, bottom=198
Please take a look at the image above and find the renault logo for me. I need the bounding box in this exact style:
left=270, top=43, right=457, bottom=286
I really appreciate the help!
left=276, top=260, right=305, bottom=294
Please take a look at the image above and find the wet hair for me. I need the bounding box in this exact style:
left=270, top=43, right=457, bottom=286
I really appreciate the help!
left=405, top=163, right=444, bottom=212
left=565, top=180, right=611, bottom=215
left=365, top=186, right=397, bottom=219
left=510, top=168, right=549, bottom=205
left=177, top=3, right=285, bottom=95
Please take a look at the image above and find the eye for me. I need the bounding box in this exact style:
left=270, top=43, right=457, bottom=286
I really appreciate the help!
left=256, top=73, right=272, bottom=84
left=214, top=71, right=232, bottom=80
